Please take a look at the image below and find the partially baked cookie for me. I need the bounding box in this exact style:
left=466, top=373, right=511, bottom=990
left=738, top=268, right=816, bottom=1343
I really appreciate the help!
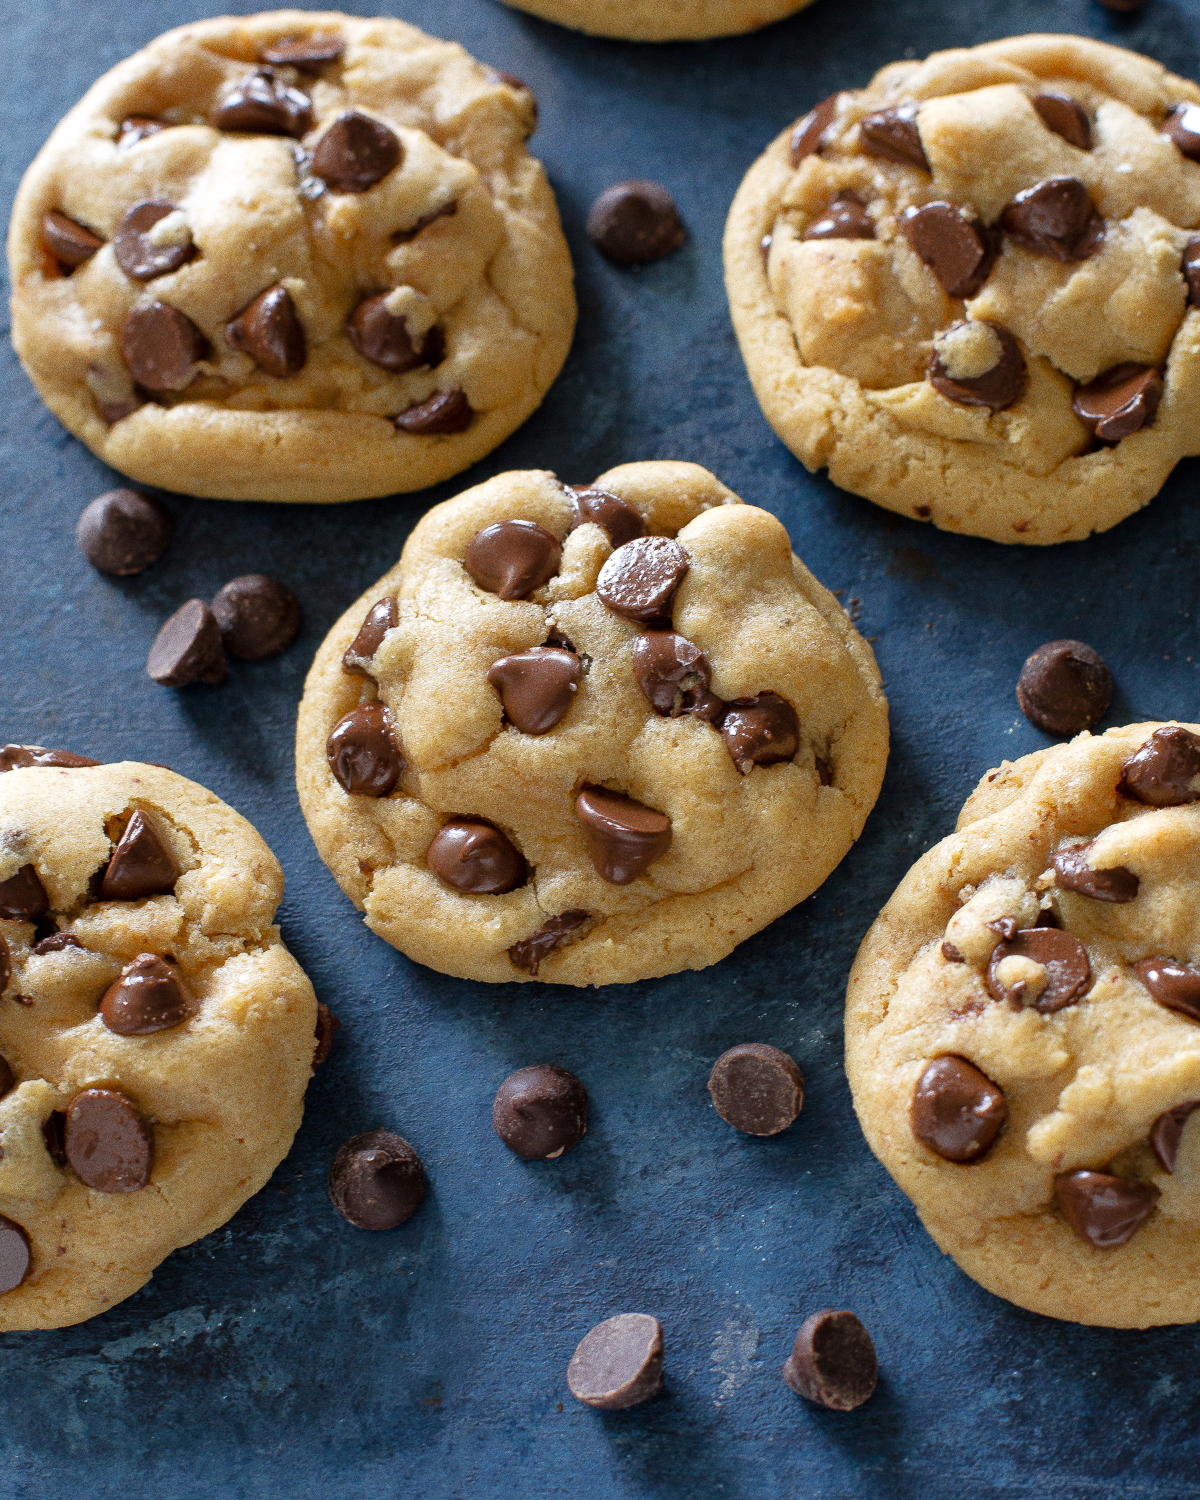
left=725, top=35, right=1200, bottom=544
left=496, top=0, right=814, bottom=44
left=0, top=753, right=317, bottom=1329
left=847, top=723, right=1200, bottom=1327
left=296, top=461, right=888, bottom=986
left=7, top=11, right=574, bottom=502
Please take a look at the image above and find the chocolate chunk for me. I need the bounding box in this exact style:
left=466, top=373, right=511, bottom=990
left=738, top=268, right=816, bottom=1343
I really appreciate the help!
left=493, top=1063, right=588, bottom=1159
left=0, top=745, right=99, bottom=771
left=576, top=787, right=671, bottom=885
left=929, top=320, right=1026, bottom=411
left=596, top=536, right=689, bottom=623
left=1016, top=639, right=1112, bottom=736
left=312, top=111, right=402, bottom=192
left=312, top=1003, right=340, bottom=1069
left=328, top=1129, right=425, bottom=1230
left=33, top=933, right=82, bottom=954
left=77, top=488, right=173, bottom=576
left=0, top=935, right=9, bottom=993
left=426, top=820, right=526, bottom=894
left=120, top=301, right=208, bottom=392
left=487, top=648, right=581, bottom=734
left=721, top=693, right=799, bottom=773
left=790, top=94, right=839, bottom=164
left=708, top=1043, right=804, bottom=1136
left=64, top=1088, right=153, bottom=1193
left=586, top=180, right=685, bottom=265
left=394, top=389, right=474, bottom=435
left=464, top=520, right=562, bottom=600
left=567, top=1314, right=663, bottom=1410
left=1053, top=843, right=1139, bottom=903
left=0, top=1218, right=31, bottom=1295
left=100, top=953, right=196, bottom=1035
left=212, top=574, right=302, bottom=660
left=859, top=104, right=928, bottom=169
left=987, top=927, right=1090, bottom=1012
left=1032, top=93, right=1092, bottom=150
left=99, top=810, right=179, bottom=901
left=325, top=704, right=405, bottom=797
left=1162, top=103, right=1200, bottom=162
left=1150, top=1101, right=1199, bottom=1173
left=911, top=1056, right=1007, bottom=1163
left=343, top=597, right=398, bottom=675
left=1055, top=1169, right=1157, bottom=1248
left=566, top=487, right=647, bottom=548
left=632, top=630, right=720, bottom=719
left=118, top=117, right=166, bottom=148
left=1134, top=958, right=1200, bottom=1021
left=803, top=191, right=875, bottom=242
left=1120, top=726, right=1200, bottom=805
left=147, top=600, right=227, bottom=687
left=899, top=203, right=996, bottom=298
left=347, top=294, right=440, bottom=373
left=42, top=210, right=103, bottom=271
left=211, top=67, right=312, bottom=137
left=0, top=865, right=49, bottom=922
left=508, top=910, right=590, bottom=975
left=1000, top=177, right=1104, bottom=261
left=782, top=1310, right=878, bottom=1411
left=261, top=33, right=344, bottom=69
left=1184, top=239, right=1200, bottom=306
left=113, top=200, right=194, bottom=282
left=1072, top=364, right=1163, bottom=443
left=226, top=284, right=306, bottom=377
left=43, top=1111, right=66, bottom=1164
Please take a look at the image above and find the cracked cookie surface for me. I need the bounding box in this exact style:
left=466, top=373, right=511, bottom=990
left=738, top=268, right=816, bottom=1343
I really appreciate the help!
left=495, top=0, right=813, bottom=44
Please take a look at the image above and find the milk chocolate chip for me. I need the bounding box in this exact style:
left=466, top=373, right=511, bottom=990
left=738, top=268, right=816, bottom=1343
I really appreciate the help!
left=929, top=320, right=1025, bottom=411
left=343, top=597, right=398, bottom=675
left=326, top=704, right=405, bottom=797
left=312, top=111, right=402, bottom=192
left=568, top=1314, right=664, bottom=1410
left=64, top=1089, right=152, bottom=1192
left=1134, top=958, right=1200, bottom=1022
left=347, top=294, right=441, bottom=373
left=77, top=488, right=173, bottom=576
left=147, top=600, right=227, bottom=687
left=0, top=745, right=99, bottom=771
left=329, top=1130, right=425, bottom=1229
left=100, top=954, right=196, bottom=1035
left=493, top=1064, right=588, bottom=1159
left=1032, top=93, right=1092, bottom=150
left=1120, top=726, right=1200, bottom=805
left=596, top=536, right=689, bottom=622
left=1150, top=1102, right=1199, bottom=1172
left=99, top=810, right=179, bottom=900
left=394, top=389, right=474, bottom=434
left=0, top=1219, right=30, bottom=1294
left=1162, top=103, right=1200, bottom=162
left=632, top=631, right=722, bottom=720
left=426, top=820, right=526, bottom=894
left=114, top=200, right=194, bottom=282
left=576, top=788, right=671, bottom=884
left=566, top=487, right=647, bottom=548
left=212, top=575, right=302, bottom=660
left=586, top=181, right=685, bottom=265
left=803, top=190, right=875, bottom=241
left=899, top=203, right=995, bottom=298
left=227, top=284, right=305, bottom=377
left=508, top=910, right=590, bottom=975
left=987, top=927, right=1090, bottom=1012
left=721, top=694, right=799, bottom=773
left=708, top=1043, right=804, bottom=1136
left=1072, top=365, right=1163, bottom=443
left=211, top=68, right=312, bottom=136
left=120, top=301, right=207, bottom=392
left=261, top=33, right=345, bottom=69
left=1055, top=1170, right=1157, bottom=1248
left=783, top=1310, right=877, bottom=1411
left=0, top=866, right=49, bottom=922
left=42, top=210, right=103, bottom=270
left=487, top=648, right=581, bottom=734
left=911, top=1056, right=1007, bottom=1163
left=790, top=94, right=839, bottom=164
left=1001, top=177, right=1103, bottom=261
left=1016, top=639, right=1112, bottom=736
left=464, top=520, right=561, bottom=600
left=859, top=104, right=928, bottom=169
left=1053, top=843, right=1139, bottom=903
left=34, top=933, right=82, bottom=955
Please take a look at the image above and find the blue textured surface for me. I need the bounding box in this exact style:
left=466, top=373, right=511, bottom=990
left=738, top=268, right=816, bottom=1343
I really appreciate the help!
left=3, top=0, right=1200, bottom=1494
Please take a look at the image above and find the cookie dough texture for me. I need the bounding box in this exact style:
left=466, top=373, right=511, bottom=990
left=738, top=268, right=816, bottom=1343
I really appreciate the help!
left=0, top=762, right=316, bottom=1329
left=7, top=11, right=574, bottom=502
left=496, top=0, right=813, bottom=44
left=847, top=725, right=1200, bottom=1327
left=724, top=35, right=1200, bottom=544
left=296, top=461, right=888, bottom=986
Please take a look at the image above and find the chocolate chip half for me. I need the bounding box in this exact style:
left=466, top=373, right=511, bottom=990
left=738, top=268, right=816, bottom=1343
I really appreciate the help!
left=586, top=181, right=685, bottom=266
left=783, top=1310, right=877, bottom=1411
left=114, top=200, right=194, bottom=282
left=493, top=1064, right=588, bottom=1159
left=118, top=117, right=167, bottom=148
left=1162, top=103, right=1200, bottom=162
left=33, top=932, right=82, bottom=954
left=508, top=910, right=590, bottom=975
left=64, top=1089, right=153, bottom=1193
left=343, top=596, right=398, bottom=675
left=211, top=68, right=312, bottom=137
left=0, top=865, right=50, bottom=922
left=911, top=1056, right=1007, bottom=1163
left=312, top=111, right=402, bottom=193
left=346, top=294, right=441, bottom=373
left=464, top=520, right=562, bottom=600
left=708, top=1043, right=804, bottom=1136
left=147, top=600, right=227, bottom=687
left=0, top=936, right=9, bottom=993
left=859, top=104, right=928, bottom=170
left=929, top=320, right=1025, bottom=411
left=328, top=1130, right=426, bottom=1230
left=120, top=301, right=208, bottom=392
left=1185, top=239, right=1200, bottom=307
left=986, top=927, right=1090, bottom=1012
left=42, top=210, right=103, bottom=270
left=261, top=33, right=345, bottom=69
left=100, top=953, right=196, bottom=1035
left=721, top=693, right=799, bottom=773
left=394, top=389, right=474, bottom=435
left=1054, top=1170, right=1157, bottom=1248
left=1016, top=639, right=1112, bottom=736
left=0, top=744, right=99, bottom=771
left=596, top=536, right=689, bottom=623
left=1053, top=843, right=1139, bottom=903
left=226, top=284, right=305, bottom=377
left=576, top=787, right=671, bottom=885
left=77, top=488, right=172, bottom=576
left=426, top=820, right=526, bottom=894
left=1072, top=364, right=1163, bottom=443
left=899, top=203, right=995, bottom=298
left=566, top=487, right=647, bottom=548
left=1032, top=93, right=1092, bottom=150
left=325, top=704, right=405, bottom=797
left=212, top=574, right=302, bottom=660
left=632, top=630, right=721, bottom=719
left=803, top=190, right=875, bottom=241
left=1150, top=1101, right=1199, bottom=1173
left=312, top=1003, right=340, bottom=1070
left=1000, top=177, right=1104, bottom=261
left=790, top=94, right=839, bottom=164
left=487, top=648, right=581, bottom=734
left=567, top=1314, right=664, bottom=1410
left=0, top=1218, right=30, bottom=1295
left=99, top=810, right=179, bottom=901
left=1119, top=726, right=1200, bottom=806
left=1134, top=958, right=1200, bottom=1021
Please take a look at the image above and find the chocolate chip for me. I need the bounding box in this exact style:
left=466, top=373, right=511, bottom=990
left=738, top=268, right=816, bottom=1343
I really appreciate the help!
left=100, top=953, right=196, bottom=1035
left=0, top=1056, right=12, bottom=1098
left=0, top=865, right=49, bottom=922
left=586, top=180, right=685, bottom=266
left=782, top=1310, right=877, bottom=1411
left=260, top=33, right=345, bottom=69
left=1134, top=958, right=1200, bottom=1021
left=226, top=284, right=305, bottom=377
left=118, top=117, right=166, bottom=148
left=113, top=200, right=194, bottom=282
left=1150, top=1101, right=1199, bottom=1173
left=1053, top=843, right=1139, bottom=903
left=147, top=600, right=227, bottom=687
left=43, top=1111, right=66, bottom=1164
left=1120, top=726, right=1200, bottom=806
left=803, top=190, right=875, bottom=241
left=347, top=294, right=440, bottom=373
left=632, top=630, right=720, bottom=719
left=911, top=1056, right=1007, bottom=1163
left=1016, top=639, right=1112, bottom=736
left=42, top=210, right=103, bottom=271
left=941, top=940, right=965, bottom=962
left=392, top=201, right=458, bottom=243
left=464, top=520, right=562, bottom=600
left=394, top=389, right=474, bottom=435
left=120, top=301, right=208, bottom=392
left=329, top=1130, right=425, bottom=1230
left=1055, top=1169, right=1157, bottom=1248
left=426, top=820, right=526, bottom=894
left=567, top=1314, right=663, bottom=1409
left=325, top=704, right=405, bottom=797
left=312, top=111, right=402, bottom=192
left=508, top=910, right=590, bottom=975
left=720, top=693, right=799, bottom=774
left=707, top=1043, right=804, bottom=1136
left=487, top=648, right=581, bottom=734
left=1162, top=103, right=1200, bottom=161
left=312, top=1003, right=340, bottom=1070
left=64, top=1088, right=152, bottom=1193
left=99, top=810, right=179, bottom=901
left=33, top=932, right=82, bottom=954
left=0, top=1218, right=31, bottom=1295
left=0, top=936, right=9, bottom=993
left=1072, top=364, right=1163, bottom=443
left=790, top=94, right=839, bottom=164
left=1184, top=239, right=1200, bottom=306
left=988, top=917, right=1019, bottom=941
left=859, top=104, right=928, bottom=169
left=1032, top=93, right=1092, bottom=150
left=929, top=320, right=1026, bottom=411
left=899, top=203, right=996, bottom=297
left=575, top=787, right=671, bottom=885
left=596, top=536, right=689, bottom=623
left=343, top=596, right=398, bottom=675
left=1000, top=177, right=1104, bottom=261
left=986, top=927, right=1090, bottom=1012
left=211, top=68, right=312, bottom=137
left=493, top=1064, right=588, bottom=1159
left=76, top=488, right=173, bottom=576
left=0, top=745, right=99, bottom=771
left=212, top=574, right=301, bottom=660
left=566, top=487, right=647, bottom=548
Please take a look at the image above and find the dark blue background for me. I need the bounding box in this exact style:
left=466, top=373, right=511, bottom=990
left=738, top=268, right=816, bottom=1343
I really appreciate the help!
left=3, top=0, right=1199, bottom=1495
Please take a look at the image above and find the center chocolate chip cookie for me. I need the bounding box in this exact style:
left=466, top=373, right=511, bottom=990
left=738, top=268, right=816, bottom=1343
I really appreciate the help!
left=296, top=460, right=889, bottom=986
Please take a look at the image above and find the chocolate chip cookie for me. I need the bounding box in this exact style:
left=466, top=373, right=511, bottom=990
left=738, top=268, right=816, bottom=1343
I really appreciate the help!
left=725, top=36, right=1200, bottom=544
left=847, top=723, right=1200, bottom=1326
left=497, top=0, right=813, bottom=43
left=8, top=11, right=574, bottom=502
left=296, top=461, right=888, bottom=986
left=0, top=756, right=317, bottom=1328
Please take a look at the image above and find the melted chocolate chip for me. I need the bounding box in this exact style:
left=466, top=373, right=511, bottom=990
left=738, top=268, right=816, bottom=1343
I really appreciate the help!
left=1032, top=93, right=1092, bottom=150
left=347, top=294, right=440, bottom=373
left=325, top=704, right=405, bottom=797
left=1053, top=843, right=1139, bottom=903
left=911, top=1056, right=1007, bottom=1163
left=596, top=536, right=689, bottom=623
left=328, top=1130, right=425, bottom=1230
left=226, top=284, right=305, bottom=377
left=33, top=933, right=82, bottom=955
left=0, top=866, right=49, bottom=922
left=0, top=1218, right=31, bottom=1294
left=1054, top=1170, right=1157, bottom=1248
left=708, top=1043, right=804, bottom=1136
left=586, top=181, right=685, bottom=265
left=394, top=389, right=474, bottom=435
left=508, top=910, right=590, bottom=975
left=464, top=520, right=561, bottom=600
left=632, top=630, right=720, bottom=719
left=1134, top=958, right=1200, bottom=1021
left=99, top=810, right=179, bottom=901
left=118, top=117, right=166, bottom=148
left=64, top=1089, right=152, bottom=1193
left=120, top=301, right=208, bottom=392
left=1162, top=103, right=1200, bottom=162
left=114, top=200, right=194, bottom=282
left=986, top=927, right=1090, bottom=1012
left=212, top=574, right=302, bottom=660
left=426, top=820, right=526, bottom=894
left=790, top=94, right=839, bottom=164
left=782, top=1311, right=878, bottom=1411
left=568, top=1315, right=664, bottom=1410
left=803, top=191, right=875, bottom=241
left=147, top=600, right=227, bottom=687
left=211, top=68, right=312, bottom=137
left=343, top=597, right=398, bottom=675
left=721, top=694, right=799, bottom=773
left=312, top=111, right=402, bottom=193
left=575, top=787, right=671, bottom=885
left=100, top=953, right=196, bottom=1035
left=899, top=203, right=996, bottom=298
left=487, top=648, right=581, bottom=734
left=929, top=320, right=1026, bottom=411
left=42, top=210, right=103, bottom=271
left=566, top=487, right=647, bottom=548
left=1016, top=639, right=1112, bottom=736
left=260, top=33, right=345, bottom=70
left=859, top=104, right=928, bottom=169
left=0, top=745, right=99, bottom=771
left=1120, top=726, right=1200, bottom=806
left=1150, top=1101, right=1199, bottom=1172
left=77, top=488, right=173, bottom=576
left=1184, top=239, right=1200, bottom=306
left=1072, top=364, right=1163, bottom=443
left=312, top=1003, right=340, bottom=1069
left=493, top=1064, right=588, bottom=1159
left=1000, top=177, right=1104, bottom=261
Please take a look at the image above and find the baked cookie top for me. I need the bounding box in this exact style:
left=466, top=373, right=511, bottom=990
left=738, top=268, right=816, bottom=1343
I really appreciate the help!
left=496, top=0, right=813, bottom=45
left=846, top=723, right=1200, bottom=1327
left=7, top=11, right=575, bottom=503
left=0, top=755, right=317, bottom=1330
left=724, top=35, right=1200, bottom=544
left=296, top=461, right=888, bottom=987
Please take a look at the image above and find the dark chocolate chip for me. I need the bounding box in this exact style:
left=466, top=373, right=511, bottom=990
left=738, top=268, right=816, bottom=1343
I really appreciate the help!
left=1032, top=93, right=1092, bottom=150
left=1185, top=239, right=1200, bottom=307
left=329, top=1129, right=425, bottom=1230
left=575, top=787, right=671, bottom=885
left=325, top=704, right=405, bottom=797
left=426, top=820, right=526, bottom=894
left=493, top=1063, right=588, bottom=1159
left=986, top=927, right=1090, bottom=1012
left=343, top=596, right=398, bottom=675
left=312, top=1003, right=340, bottom=1070
left=43, top=1111, right=66, bottom=1164
left=632, top=630, right=719, bottom=719
left=42, top=210, right=103, bottom=270
left=394, top=389, right=474, bottom=435
left=1000, top=177, right=1104, bottom=261
left=464, top=520, right=562, bottom=600
left=226, top=284, right=306, bottom=377
left=487, top=648, right=581, bottom=734
left=790, top=94, right=839, bottom=164
left=911, top=1055, right=1007, bottom=1163
left=100, top=953, right=196, bottom=1035
left=859, top=104, right=928, bottom=170
left=1016, top=639, right=1112, bottom=736
left=211, top=574, right=302, bottom=660
left=147, top=600, right=227, bottom=687
left=586, top=180, right=685, bottom=266
left=0, top=866, right=49, bottom=922
left=1072, top=364, right=1163, bottom=443
left=0, top=935, right=9, bottom=993
left=33, top=933, right=82, bottom=954
left=596, top=536, right=689, bottom=623
left=76, top=488, right=173, bottom=576
left=566, top=487, right=647, bottom=548
left=99, top=810, right=179, bottom=901
left=720, top=693, right=800, bottom=774
left=113, top=200, right=194, bottom=282
left=708, top=1043, right=804, bottom=1136
left=120, top=301, right=208, bottom=392
left=1134, top=958, right=1200, bottom=1021
left=64, top=1088, right=152, bottom=1193
left=0, top=1218, right=31, bottom=1294
left=567, top=1314, right=663, bottom=1410
left=1120, top=726, right=1200, bottom=806
left=210, top=68, right=312, bottom=137
left=260, top=33, right=345, bottom=70
left=783, top=1311, right=877, bottom=1411
left=347, top=294, right=440, bottom=373
left=0, top=745, right=100, bottom=771
left=899, top=203, right=996, bottom=298
left=1053, top=843, right=1139, bottom=903
left=929, top=320, right=1026, bottom=411
left=1150, top=1101, right=1199, bottom=1172
left=1054, top=1169, right=1157, bottom=1247
left=803, top=190, right=875, bottom=241
left=1162, top=103, right=1200, bottom=162
left=118, top=117, right=167, bottom=148
left=508, top=910, right=590, bottom=975
left=312, top=110, right=402, bottom=192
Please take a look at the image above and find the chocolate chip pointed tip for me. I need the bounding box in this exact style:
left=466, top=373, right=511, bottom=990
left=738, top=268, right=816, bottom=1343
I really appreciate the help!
left=343, top=596, right=398, bottom=676
left=329, top=1130, right=425, bottom=1229
left=100, top=953, right=196, bottom=1035
left=567, top=1314, right=663, bottom=1409
left=1016, top=639, right=1112, bottom=736
left=487, top=647, right=581, bottom=734
left=147, top=600, right=227, bottom=687
left=226, top=284, right=306, bottom=378
left=0, top=865, right=50, bottom=922
left=790, top=94, right=839, bottom=164
left=493, top=1064, right=588, bottom=1158
left=1032, top=93, right=1092, bottom=150
left=464, top=520, right=561, bottom=600
left=708, top=1044, right=804, bottom=1136
left=566, top=487, right=647, bottom=548
left=98, top=810, right=179, bottom=901
left=42, top=210, right=103, bottom=271
left=1150, top=1101, right=1199, bottom=1173
left=394, top=388, right=473, bottom=435
left=859, top=104, right=928, bottom=169
left=77, top=489, right=173, bottom=575
left=210, top=67, right=312, bottom=137
left=312, top=110, right=403, bottom=193
left=212, top=574, right=301, bottom=660
left=586, top=181, right=685, bottom=265
left=783, top=1310, right=878, bottom=1411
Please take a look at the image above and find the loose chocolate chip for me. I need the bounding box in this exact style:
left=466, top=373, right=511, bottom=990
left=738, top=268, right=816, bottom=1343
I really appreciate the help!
left=211, top=574, right=301, bottom=660
left=1162, top=103, right=1200, bottom=162
left=0, top=866, right=49, bottom=922
left=464, top=520, right=562, bottom=600
left=566, top=487, right=647, bottom=548
left=114, top=200, right=194, bottom=282
left=1053, top=843, right=1139, bottom=903
left=987, top=927, right=1090, bottom=1012
left=426, top=820, right=527, bottom=894
left=899, top=203, right=996, bottom=298
left=261, top=33, right=345, bottom=69
left=1120, top=726, right=1200, bottom=805
left=1134, top=958, right=1200, bottom=1021
left=100, top=953, right=196, bottom=1035
left=859, top=104, right=928, bottom=170
left=0, top=745, right=99, bottom=771
left=576, top=787, right=671, bottom=885
left=782, top=1310, right=878, bottom=1411
left=929, top=320, right=1026, bottom=411
left=0, top=935, right=9, bottom=993
left=632, top=630, right=720, bottom=719
left=394, top=389, right=474, bottom=435
left=312, top=110, right=403, bottom=192
left=493, top=1064, right=588, bottom=1159
left=803, top=190, right=875, bottom=241
left=147, top=600, right=227, bottom=687
left=508, top=910, right=590, bottom=975
left=118, top=117, right=166, bottom=148
left=43, top=1111, right=66, bottom=1164
left=1055, top=1169, right=1157, bottom=1248
left=1000, top=177, right=1104, bottom=261
left=0, top=1218, right=31, bottom=1295
left=77, top=488, right=172, bottom=576
left=1072, top=364, right=1163, bottom=443
left=721, top=694, right=800, bottom=774
left=347, top=294, right=440, bottom=373
left=312, top=1003, right=340, bottom=1069
left=120, top=301, right=208, bottom=392
left=33, top=933, right=82, bottom=954
left=328, top=1129, right=425, bottom=1229
left=326, top=704, right=405, bottom=797
left=226, top=284, right=305, bottom=378
left=343, top=596, right=398, bottom=675
left=487, top=648, right=581, bottom=734
left=64, top=1089, right=153, bottom=1193
left=1184, top=239, right=1200, bottom=307
left=911, top=1056, right=1007, bottom=1163
left=596, top=536, right=689, bottom=623
left=790, top=94, right=839, bottom=164
left=567, top=1314, right=664, bottom=1410
left=1032, top=93, right=1092, bottom=150
left=1150, top=1101, right=1199, bottom=1173
left=586, top=180, right=685, bottom=266
left=211, top=68, right=312, bottom=137
left=99, top=810, right=179, bottom=901
left=42, top=210, right=103, bottom=271
left=1016, top=639, right=1112, bottom=736
left=708, top=1043, right=804, bottom=1136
